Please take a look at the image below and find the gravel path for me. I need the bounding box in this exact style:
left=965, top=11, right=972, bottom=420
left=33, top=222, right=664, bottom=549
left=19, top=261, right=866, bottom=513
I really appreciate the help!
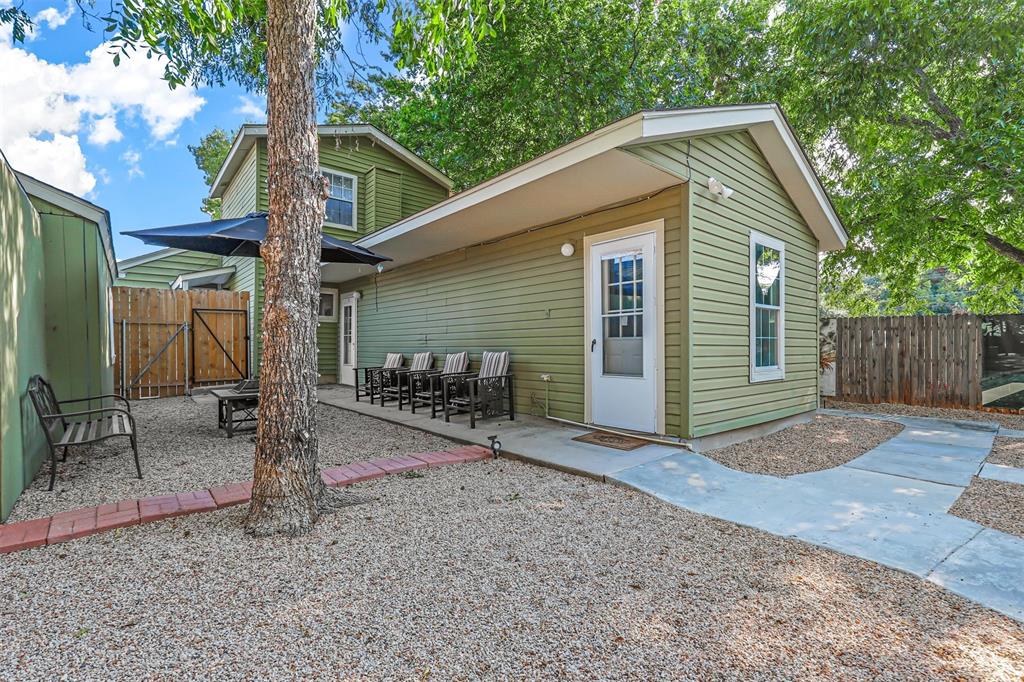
left=7, top=396, right=455, bottom=522
left=703, top=415, right=903, bottom=477
left=825, top=399, right=1024, bottom=431
left=1, top=460, right=1022, bottom=680
left=950, top=477, right=1024, bottom=540
left=989, top=438, right=1024, bottom=468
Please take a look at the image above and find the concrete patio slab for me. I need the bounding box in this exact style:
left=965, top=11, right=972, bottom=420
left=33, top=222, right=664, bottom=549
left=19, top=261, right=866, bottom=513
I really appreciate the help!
left=999, top=427, right=1024, bottom=439
left=317, top=385, right=681, bottom=479
left=979, top=462, right=1024, bottom=485
left=790, top=466, right=965, bottom=514
left=928, top=529, right=1024, bottom=623
left=844, top=447, right=984, bottom=487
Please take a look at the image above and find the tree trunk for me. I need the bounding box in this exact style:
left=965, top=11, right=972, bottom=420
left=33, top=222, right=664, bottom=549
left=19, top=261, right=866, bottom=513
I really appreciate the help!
left=244, top=0, right=326, bottom=536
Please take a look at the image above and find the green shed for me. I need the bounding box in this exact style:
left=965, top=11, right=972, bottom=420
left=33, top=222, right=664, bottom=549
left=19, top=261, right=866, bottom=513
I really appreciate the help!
left=0, top=153, right=117, bottom=520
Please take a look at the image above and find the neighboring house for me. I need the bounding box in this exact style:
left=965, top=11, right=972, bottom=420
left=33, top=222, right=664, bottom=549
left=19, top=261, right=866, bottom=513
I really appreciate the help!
left=321, top=105, right=847, bottom=445
left=117, top=124, right=453, bottom=382
left=0, top=153, right=117, bottom=520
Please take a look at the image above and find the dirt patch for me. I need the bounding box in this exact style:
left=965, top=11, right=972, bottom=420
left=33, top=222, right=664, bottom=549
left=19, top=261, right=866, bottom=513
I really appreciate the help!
left=950, top=476, right=1024, bottom=539
left=825, top=399, right=1024, bottom=431
left=704, top=415, right=903, bottom=477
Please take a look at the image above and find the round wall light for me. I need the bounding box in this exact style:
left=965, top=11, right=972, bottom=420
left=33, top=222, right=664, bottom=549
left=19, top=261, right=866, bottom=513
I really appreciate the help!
left=560, top=242, right=575, bottom=257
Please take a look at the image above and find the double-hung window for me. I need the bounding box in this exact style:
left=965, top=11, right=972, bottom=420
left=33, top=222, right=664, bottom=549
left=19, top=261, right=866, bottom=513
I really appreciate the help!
left=749, top=231, right=785, bottom=382
left=322, top=168, right=356, bottom=231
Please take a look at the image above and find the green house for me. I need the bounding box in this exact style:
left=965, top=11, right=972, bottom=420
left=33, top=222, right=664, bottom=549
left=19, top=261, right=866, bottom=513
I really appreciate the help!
left=116, top=124, right=453, bottom=383
left=120, top=105, right=846, bottom=446
left=0, top=152, right=117, bottom=520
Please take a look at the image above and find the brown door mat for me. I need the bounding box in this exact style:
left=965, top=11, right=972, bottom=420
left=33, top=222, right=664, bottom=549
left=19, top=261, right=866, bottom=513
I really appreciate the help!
left=572, top=431, right=649, bottom=451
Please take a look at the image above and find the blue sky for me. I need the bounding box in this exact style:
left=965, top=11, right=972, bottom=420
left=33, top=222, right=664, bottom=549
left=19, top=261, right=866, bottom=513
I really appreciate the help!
left=1, top=1, right=390, bottom=260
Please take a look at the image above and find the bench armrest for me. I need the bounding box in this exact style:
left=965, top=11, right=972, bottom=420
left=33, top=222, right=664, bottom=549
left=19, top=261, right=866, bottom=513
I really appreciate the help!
left=59, top=394, right=132, bottom=412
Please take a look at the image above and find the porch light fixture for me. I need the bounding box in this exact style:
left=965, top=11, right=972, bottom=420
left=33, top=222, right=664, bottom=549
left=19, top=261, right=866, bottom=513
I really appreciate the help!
left=560, top=242, right=575, bottom=257
left=375, top=263, right=385, bottom=274
left=707, top=176, right=735, bottom=200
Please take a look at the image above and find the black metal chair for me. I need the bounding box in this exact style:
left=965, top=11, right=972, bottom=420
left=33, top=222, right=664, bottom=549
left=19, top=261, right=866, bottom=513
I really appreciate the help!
left=441, top=351, right=515, bottom=428
left=26, top=375, right=141, bottom=491
left=355, top=353, right=403, bottom=404
left=401, top=351, right=470, bottom=415
left=381, top=352, right=433, bottom=408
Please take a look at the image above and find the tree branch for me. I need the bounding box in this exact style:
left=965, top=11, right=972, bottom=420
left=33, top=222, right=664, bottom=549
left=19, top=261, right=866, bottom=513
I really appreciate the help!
left=913, top=67, right=963, bottom=138
left=985, top=233, right=1024, bottom=266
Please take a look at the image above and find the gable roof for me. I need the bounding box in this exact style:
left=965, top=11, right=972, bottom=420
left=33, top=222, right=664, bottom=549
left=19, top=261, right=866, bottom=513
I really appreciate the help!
left=14, top=170, right=117, bottom=279
left=367, top=104, right=844, bottom=250
left=116, top=247, right=187, bottom=274
left=210, top=123, right=453, bottom=199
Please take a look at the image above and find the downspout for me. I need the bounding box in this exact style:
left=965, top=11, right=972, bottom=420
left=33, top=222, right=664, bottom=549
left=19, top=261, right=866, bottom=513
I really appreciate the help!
left=539, top=375, right=694, bottom=452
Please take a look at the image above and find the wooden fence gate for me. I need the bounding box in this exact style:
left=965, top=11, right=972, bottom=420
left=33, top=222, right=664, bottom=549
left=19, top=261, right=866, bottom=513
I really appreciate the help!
left=835, top=315, right=982, bottom=408
left=113, top=287, right=250, bottom=399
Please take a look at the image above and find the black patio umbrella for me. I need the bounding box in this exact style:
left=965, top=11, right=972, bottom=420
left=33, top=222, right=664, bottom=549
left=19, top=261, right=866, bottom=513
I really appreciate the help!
left=123, top=212, right=391, bottom=265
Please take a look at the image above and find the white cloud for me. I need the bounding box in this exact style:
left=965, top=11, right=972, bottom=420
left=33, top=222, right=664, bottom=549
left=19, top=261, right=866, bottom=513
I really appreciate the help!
left=121, top=149, right=143, bottom=179
left=234, top=95, right=266, bottom=122
left=89, top=116, right=122, bottom=146
left=0, top=33, right=205, bottom=196
left=33, top=1, right=75, bottom=30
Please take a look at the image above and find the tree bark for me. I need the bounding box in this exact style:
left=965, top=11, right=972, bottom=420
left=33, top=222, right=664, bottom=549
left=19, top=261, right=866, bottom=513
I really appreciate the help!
left=244, top=0, right=326, bottom=536
left=985, top=233, right=1024, bottom=267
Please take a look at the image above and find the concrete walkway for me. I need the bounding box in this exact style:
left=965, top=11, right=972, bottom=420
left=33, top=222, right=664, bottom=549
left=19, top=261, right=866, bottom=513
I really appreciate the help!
left=318, top=387, right=1024, bottom=623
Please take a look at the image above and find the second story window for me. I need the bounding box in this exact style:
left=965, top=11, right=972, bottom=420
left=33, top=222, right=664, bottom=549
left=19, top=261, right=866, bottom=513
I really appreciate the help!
left=322, top=168, right=356, bottom=230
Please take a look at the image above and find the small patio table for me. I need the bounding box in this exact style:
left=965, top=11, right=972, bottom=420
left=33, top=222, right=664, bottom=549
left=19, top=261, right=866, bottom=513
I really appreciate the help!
left=211, top=387, right=259, bottom=438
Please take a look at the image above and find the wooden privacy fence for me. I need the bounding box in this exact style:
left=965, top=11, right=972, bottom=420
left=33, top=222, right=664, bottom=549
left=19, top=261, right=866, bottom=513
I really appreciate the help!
left=113, top=287, right=250, bottom=399
left=835, top=315, right=982, bottom=408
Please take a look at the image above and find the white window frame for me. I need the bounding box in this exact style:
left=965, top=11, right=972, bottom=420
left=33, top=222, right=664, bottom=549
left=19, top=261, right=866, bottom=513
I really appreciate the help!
left=320, top=166, right=358, bottom=232
left=749, top=230, right=786, bottom=383
left=318, top=288, right=339, bottom=322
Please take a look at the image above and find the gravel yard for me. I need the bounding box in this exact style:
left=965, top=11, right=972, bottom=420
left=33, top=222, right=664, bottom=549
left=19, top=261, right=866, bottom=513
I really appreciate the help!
left=989, top=437, right=1024, bottom=468
left=703, top=415, right=903, bottom=477
left=2, top=459, right=1023, bottom=680
left=949, top=477, right=1024, bottom=540
left=7, top=396, right=455, bottom=522
left=825, top=399, right=1024, bottom=431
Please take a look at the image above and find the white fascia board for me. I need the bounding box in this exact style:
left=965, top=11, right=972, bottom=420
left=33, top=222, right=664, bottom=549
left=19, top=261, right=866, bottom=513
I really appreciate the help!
left=640, top=105, right=848, bottom=251
left=15, top=171, right=118, bottom=281
left=170, top=265, right=236, bottom=290
left=357, top=113, right=646, bottom=249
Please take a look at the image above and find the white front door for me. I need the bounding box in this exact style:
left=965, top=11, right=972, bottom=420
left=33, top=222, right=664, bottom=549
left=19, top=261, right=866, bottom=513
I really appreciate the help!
left=589, top=232, right=657, bottom=432
left=338, top=294, right=358, bottom=385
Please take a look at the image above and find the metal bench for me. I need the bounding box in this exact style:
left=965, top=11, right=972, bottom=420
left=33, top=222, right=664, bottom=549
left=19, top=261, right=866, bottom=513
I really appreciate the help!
left=27, top=375, right=142, bottom=491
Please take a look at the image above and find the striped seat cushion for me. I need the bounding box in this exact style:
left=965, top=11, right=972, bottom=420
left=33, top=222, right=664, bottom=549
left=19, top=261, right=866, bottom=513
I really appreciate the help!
left=479, top=351, right=510, bottom=378
left=383, top=353, right=403, bottom=369
left=410, top=352, right=433, bottom=371
left=441, top=351, right=469, bottom=374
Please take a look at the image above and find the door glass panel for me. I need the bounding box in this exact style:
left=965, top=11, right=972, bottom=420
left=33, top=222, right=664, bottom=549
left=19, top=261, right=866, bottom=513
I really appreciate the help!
left=601, top=252, right=644, bottom=376
left=342, top=305, right=353, bottom=365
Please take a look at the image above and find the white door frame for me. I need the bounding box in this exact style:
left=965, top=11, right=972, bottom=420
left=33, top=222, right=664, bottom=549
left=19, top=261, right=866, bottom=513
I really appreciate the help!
left=583, top=218, right=666, bottom=434
left=338, top=291, right=359, bottom=386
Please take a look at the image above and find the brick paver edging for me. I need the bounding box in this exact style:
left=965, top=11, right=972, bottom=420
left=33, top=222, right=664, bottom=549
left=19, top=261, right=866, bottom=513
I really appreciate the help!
left=0, top=445, right=492, bottom=554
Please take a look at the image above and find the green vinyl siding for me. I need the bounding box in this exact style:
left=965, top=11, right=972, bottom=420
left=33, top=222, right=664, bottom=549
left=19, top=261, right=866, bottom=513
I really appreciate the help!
left=1, top=159, right=48, bottom=520
left=255, top=136, right=448, bottom=238
left=221, top=144, right=259, bottom=220
left=628, top=131, right=819, bottom=437
left=116, top=249, right=223, bottom=288
left=332, top=188, right=685, bottom=431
